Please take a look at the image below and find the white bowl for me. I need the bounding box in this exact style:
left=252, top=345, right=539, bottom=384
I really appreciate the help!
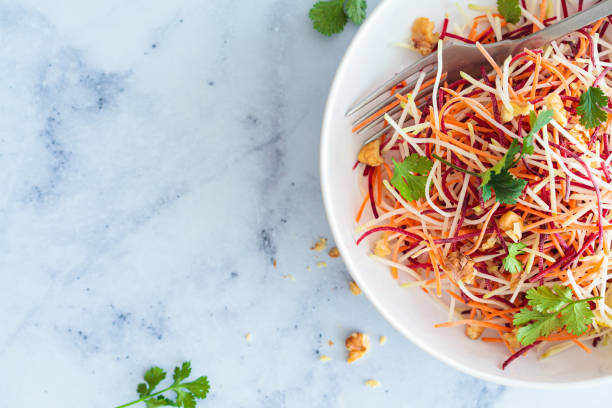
left=320, top=0, right=612, bottom=388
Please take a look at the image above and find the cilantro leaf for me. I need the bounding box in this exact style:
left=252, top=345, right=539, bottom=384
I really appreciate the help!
left=173, top=362, right=191, bottom=384
left=115, top=362, right=209, bottom=408
left=309, top=0, right=348, bottom=36
left=527, top=284, right=572, bottom=313
left=516, top=311, right=564, bottom=346
left=561, top=301, right=592, bottom=335
left=390, top=155, right=433, bottom=201
left=434, top=110, right=551, bottom=204
left=503, top=242, right=526, bottom=274
left=577, top=86, right=609, bottom=129
left=345, top=0, right=367, bottom=24
left=482, top=170, right=526, bottom=204
left=185, top=377, right=211, bottom=399
left=513, top=285, right=600, bottom=346
left=497, top=0, right=521, bottom=24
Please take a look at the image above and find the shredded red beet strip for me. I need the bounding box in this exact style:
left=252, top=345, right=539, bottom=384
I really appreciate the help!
left=480, top=66, right=504, bottom=145
left=491, top=218, right=509, bottom=255
left=443, top=32, right=476, bottom=44
left=578, top=28, right=596, bottom=67
left=440, top=17, right=449, bottom=40
left=578, top=0, right=583, bottom=11
left=441, top=169, right=459, bottom=205
left=502, top=341, right=542, bottom=370
left=356, top=226, right=421, bottom=246
left=561, top=0, right=569, bottom=18
left=492, top=295, right=516, bottom=309
left=367, top=166, right=379, bottom=219
left=451, top=199, right=468, bottom=251
left=551, top=142, right=604, bottom=247
left=433, top=228, right=494, bottom=244
left=594, top=66, right=611, bottom=86
left=510, top=49, right=542, bottom=65
left=529, top=234, right=596, bottom=282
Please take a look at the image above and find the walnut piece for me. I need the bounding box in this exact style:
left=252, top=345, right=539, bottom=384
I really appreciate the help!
left=545, top=93, right=567, bottom=127
left=501, top=101, right=533, bottom=123
left=499, top=211, right=523, bottom=242
left=349, top=281, right=362, bottom=296
left=502, top=329, right=522, bottom=351
left=480, top=234, right=497, bottom=250
left=328, top=247, right=340, bottom=258
left=569, top=123, right=590, bottom=146
left=311, top=237, right=327, bottom=252
left=411, top=17, right=440, bottom=56
left=345, top=332, right=370, bottom=363
left=445, top=252, right=476, bottom=284
left=465, top=324, right=485, bottom=340
left=357, top=139, right=384, bottom=167
left=373, top=239, right=391, bottom=257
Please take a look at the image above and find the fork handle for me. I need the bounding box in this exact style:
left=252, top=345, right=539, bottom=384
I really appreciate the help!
left=510, top=0, right=612, bottom=52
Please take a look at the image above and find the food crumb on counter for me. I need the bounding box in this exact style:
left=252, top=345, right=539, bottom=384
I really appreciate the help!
left=328, top=247, right=340, bottom=258
left=346, top=332, right=370, bottom=363
left=273, top=259, right=277, bottom=268
left=349, top=281, right=362, bottom=296
left=319, top=355, right=331, bottom=362
left=311, top=237, right=327, bottom=252
left=316, top=261, right=327, bottom=268
left=365, top=379, right=381, bottom=388
left=245, top=333, right=253, bottom=342
left=282, top=274, right=296, bottom=281
left=328, top=340, right=334, bottom=346
left=379, top=335, right=387, bottom=345
left=306, top=266, right=311, bottom=271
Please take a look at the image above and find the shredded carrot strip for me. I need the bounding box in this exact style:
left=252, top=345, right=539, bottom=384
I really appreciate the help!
left=434, top=320, right=512, bottom=332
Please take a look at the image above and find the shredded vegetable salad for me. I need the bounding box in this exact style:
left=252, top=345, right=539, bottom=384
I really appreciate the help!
left=353, top=0, right=612, bottom=369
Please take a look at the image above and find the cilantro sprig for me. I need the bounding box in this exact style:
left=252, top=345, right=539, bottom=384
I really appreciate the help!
left=390, top=154, right=434, bottom=201
left=503, top=242, right=526, bottom=274
left=433, top=110, right=552, bottom=204
left=309, top=0, right=368, bottom=36
left=513, top=285, right=600, bottom=346
left=115, top=362, right=209, bottom=408
left=577, top=86, right=609, bottom=129
left=497, top=0, right=521, bottom=25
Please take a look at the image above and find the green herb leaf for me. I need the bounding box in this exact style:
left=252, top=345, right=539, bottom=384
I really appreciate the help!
left=345, top=0, right=367, bottom=24
left=309, top=0, right=348, bottom=36
left=434, top=110, right=550, bottom=204
left=185, top=377, right=211, bottom=399
left=513, top=285, right=600, bottom=346
left=497, top=0, right=521, bottom=24
left=577, top=86, right=609, bottom=129
left=481, top=170, right=526, bottom=204
left=172, top=362, right=191, bottom=384
left=390, top=155, right=433, bottom=201
left=115, top=362, right=209, bottom=408
left=527, top=284, right=572, bottom=313
left=503, top=242, right=526, bottom=274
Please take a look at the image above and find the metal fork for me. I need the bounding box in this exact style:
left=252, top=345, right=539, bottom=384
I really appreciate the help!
left=347, top=0, right=612, bottom=142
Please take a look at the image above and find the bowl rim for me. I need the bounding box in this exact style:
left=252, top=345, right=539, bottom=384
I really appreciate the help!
left=319, top=0, right=612, bottom=389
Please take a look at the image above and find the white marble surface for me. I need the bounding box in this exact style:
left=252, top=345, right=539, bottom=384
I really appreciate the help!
left=1, top=0, right=611, bottom=406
